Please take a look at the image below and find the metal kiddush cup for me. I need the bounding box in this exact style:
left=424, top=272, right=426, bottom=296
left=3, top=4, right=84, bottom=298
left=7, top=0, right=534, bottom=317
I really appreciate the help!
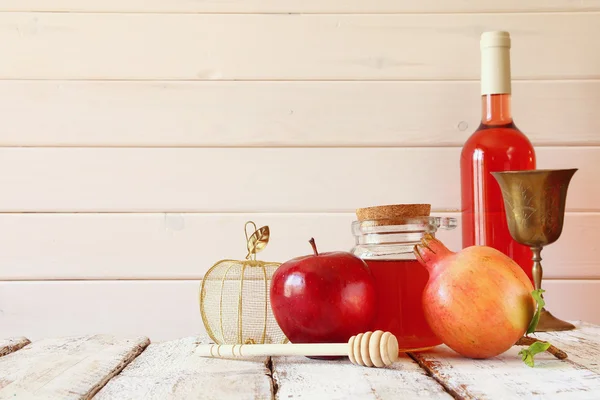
left=491, top=168, right=577, bottom=332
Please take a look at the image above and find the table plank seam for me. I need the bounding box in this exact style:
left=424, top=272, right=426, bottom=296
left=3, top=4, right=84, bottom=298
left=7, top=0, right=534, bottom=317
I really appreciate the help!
left=85, top=337, right=151, bottom=399
left=265, top=356, right=276, bottom=400
left=408, top=352, right=468, bottom=400
left=0, top=337, right=31, bottom=358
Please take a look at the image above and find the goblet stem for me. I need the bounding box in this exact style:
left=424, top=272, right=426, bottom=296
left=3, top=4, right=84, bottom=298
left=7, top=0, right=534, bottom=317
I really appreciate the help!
left=530, top=245, right=576, bottom=331
left=531, top=246, right=543, bottom=291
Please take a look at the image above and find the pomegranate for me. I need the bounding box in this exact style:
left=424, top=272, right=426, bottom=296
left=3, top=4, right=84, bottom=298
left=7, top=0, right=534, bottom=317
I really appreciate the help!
left=414, top=233, right=535, bottom=359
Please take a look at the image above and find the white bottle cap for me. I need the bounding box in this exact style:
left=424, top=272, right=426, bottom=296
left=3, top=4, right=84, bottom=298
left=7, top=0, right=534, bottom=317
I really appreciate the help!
left=480, top=31, right=511, bottom=49
left=480, top=31, right=511, bottom=95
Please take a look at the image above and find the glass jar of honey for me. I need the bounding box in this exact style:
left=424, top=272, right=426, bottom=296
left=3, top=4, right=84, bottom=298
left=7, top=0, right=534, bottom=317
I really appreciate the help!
left=351, top=215, right=457, bottom=351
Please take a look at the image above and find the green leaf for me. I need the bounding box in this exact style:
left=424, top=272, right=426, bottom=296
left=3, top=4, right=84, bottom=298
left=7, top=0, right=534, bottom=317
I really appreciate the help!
left=519, top=341, right=552, bottom=367
left=519, top=348, right=534, bottom=367
left=526, top=289, right=546, bottom=335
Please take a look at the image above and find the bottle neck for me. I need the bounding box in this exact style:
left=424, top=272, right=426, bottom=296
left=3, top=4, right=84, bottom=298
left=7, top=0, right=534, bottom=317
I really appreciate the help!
left=481, top=93, right=513, bottom=125
left=480, top=37, right=512, bottom=125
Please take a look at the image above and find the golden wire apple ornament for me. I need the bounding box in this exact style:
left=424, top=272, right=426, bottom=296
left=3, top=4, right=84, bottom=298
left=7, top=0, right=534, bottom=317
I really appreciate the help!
left=199, top=221, right=288, bottom=345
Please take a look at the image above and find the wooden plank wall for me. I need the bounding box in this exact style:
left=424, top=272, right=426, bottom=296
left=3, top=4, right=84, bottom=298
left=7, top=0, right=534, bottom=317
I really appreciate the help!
left=0, top=1, right=599, bottom=341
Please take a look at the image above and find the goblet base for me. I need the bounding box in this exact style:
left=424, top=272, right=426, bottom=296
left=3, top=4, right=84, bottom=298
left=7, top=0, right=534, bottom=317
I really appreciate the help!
left=536, top=308, right=576, bottom=332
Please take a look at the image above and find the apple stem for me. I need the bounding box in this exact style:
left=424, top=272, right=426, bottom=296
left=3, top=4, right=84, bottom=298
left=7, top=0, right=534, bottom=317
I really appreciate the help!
left=309, top=238, right=319, bottom=256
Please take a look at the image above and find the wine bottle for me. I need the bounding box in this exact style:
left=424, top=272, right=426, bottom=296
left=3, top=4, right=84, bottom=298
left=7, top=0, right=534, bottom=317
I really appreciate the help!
left=460, top=31, right=536, bottom=281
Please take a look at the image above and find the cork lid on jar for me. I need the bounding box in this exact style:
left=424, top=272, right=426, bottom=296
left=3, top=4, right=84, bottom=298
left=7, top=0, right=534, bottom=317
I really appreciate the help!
left=355, top=204, right=431, bottom=225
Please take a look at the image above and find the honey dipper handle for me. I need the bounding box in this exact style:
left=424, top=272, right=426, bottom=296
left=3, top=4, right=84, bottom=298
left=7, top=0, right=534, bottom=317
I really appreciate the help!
left=195, top=343, right=348, bottom=358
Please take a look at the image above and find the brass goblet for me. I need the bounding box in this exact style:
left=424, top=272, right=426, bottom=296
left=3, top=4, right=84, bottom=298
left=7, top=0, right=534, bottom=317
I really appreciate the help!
left=491, top=169, right=577, bottom=332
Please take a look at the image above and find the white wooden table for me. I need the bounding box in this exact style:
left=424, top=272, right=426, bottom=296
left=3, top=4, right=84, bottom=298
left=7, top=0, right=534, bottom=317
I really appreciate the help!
left=1, top=322, right=599, bottom=399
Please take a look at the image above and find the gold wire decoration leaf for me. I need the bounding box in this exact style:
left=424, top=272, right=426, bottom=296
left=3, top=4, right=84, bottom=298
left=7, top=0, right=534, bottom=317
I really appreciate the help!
left=247, top=226, right=270, bottom=257
left=199, top=221, right=288, bottom=345
left=245, top=221, right=270, bottom=260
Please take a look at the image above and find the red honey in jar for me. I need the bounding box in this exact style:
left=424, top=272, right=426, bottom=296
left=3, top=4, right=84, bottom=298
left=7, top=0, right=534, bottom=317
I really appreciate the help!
left=351, top=213, right=457, bottom=351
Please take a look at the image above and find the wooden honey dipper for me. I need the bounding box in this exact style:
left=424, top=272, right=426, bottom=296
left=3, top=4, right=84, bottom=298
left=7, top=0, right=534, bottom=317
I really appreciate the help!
left=195, top=330, right=399, bottom=368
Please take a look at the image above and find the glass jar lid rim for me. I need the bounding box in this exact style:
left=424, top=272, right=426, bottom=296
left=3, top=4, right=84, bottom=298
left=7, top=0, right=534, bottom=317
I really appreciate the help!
left=352, top=216, right=457, bottom=232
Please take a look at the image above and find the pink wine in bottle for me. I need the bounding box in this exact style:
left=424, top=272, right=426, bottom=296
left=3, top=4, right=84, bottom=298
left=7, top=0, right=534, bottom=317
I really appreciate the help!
left=460, top=31, right=536, bottom=282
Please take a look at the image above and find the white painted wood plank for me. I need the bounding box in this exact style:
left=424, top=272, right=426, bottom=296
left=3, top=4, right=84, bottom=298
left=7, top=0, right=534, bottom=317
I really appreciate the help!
left=0, top=335, right=149, bottom=399
left=0, top=281, right=206, bottom=342
left=411, top=340, right=600, bottom=400
left=0, top=147, right=596, bottom=212
left=3, top=1, right=600, bottom=13
left=0, top=280, right=598, bottom=342
left=0, top=338, right=29, bottom=357
left=95, top=335, right=272, bottom=400
left=1, top=80, right=599, bottom=147
left=541, top=213, right=600, bottom=279
left=0, top=212, right=595, bottom=280
left=1, top=13, right=599, bottom=80
left=272, top=355, right=452, bottom=399
left=535, top=322, right=600, bottom=374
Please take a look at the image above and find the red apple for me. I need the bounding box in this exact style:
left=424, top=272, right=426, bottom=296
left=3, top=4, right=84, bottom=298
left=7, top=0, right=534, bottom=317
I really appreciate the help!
left=270, top=238, right=377, bottom=344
